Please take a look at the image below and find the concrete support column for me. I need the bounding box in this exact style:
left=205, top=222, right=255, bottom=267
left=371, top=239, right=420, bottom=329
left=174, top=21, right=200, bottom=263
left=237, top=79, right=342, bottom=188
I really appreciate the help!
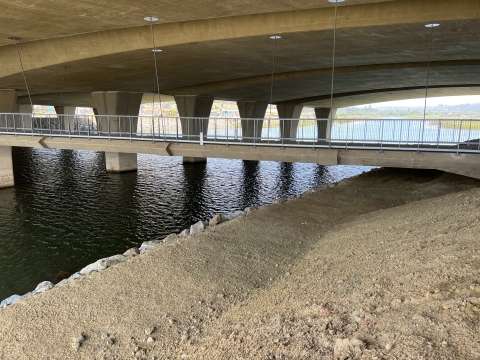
left=0, top=90, right=18, bottom=131
left=174, top=95, right=214, bottom=163
left=237, top=101, right=268, bottom=142
left=0, top=146, right=14, bottom=188
left=15, top=105, right=33, bottom=131
left=54, top=106, right=76, bottom=131
left=0, top=90, right=17, bottom=113
left=92, top=91, right=143, bottom=172
left=277, top=104, right=303, bottom=141
left=0, top=90, right=16, bottom=188
left=315, top=108, right=337, bottom=141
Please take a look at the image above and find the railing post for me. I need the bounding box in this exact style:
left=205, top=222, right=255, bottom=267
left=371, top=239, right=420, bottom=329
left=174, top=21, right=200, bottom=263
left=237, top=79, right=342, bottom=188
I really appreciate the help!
left=152, top=115, right=155, bottom=144
left=13, top=114, right=17, bottom=137
left=176, top=117, right=179, bottom=145
left=345, top=120, right=349, bottom=152
left=87, top=116, right=90, bottom=140
left=48, top=116, right=52, bottom=139
left=379, top=119, right=385, bottom=154
left=108, top=115, right=111, bottom=142
left=253, top=119, right=257, bottom=149
left=226, top=118, right=229, bottom=148
left=129, top=116, right=133, bottom=142
left=456, top=120, right=463, bottom=156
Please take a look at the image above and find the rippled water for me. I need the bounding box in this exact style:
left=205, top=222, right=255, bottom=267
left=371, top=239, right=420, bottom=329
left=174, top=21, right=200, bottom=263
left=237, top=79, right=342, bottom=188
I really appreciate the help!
left=0, top=147, right=369, bottom=300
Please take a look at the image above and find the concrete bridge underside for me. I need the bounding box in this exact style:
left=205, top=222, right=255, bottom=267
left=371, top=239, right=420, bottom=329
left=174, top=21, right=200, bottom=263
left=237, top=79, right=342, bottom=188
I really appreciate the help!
left=1, top=0, right=480, bottom=187
left=0, top=0, right=479, bottom=108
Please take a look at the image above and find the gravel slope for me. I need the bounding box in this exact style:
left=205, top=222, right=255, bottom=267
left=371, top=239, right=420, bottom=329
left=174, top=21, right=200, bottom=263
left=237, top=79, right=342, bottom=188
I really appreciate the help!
left=0, top=168, right=479, bottom=359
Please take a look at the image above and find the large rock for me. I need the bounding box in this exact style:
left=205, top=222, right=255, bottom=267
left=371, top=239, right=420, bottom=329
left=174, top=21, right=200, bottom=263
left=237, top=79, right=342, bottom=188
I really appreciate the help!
left=79, top=255, right=126, bottom=275
left=56, top=272, right=82, bottom=287
left=209, top=214, right=226, bottom=226
left=139, top=240, right=163, bottom=251
left=0, top=294, right=20, bottom=307
left=225, top=210, right=246, bottom=220
left=123, top=247, right=140, bottom=256
left=179, top=229, right=190, bottom=238
left=190, top=221, right=208, bottom=235
left=35, top=281, right=54, bottom=293
left=163, top=233, right=178, bottom=243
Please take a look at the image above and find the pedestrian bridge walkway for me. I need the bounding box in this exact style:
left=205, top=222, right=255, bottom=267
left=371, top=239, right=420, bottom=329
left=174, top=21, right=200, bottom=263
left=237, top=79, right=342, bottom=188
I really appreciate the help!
left=0, top=114, right=479, bottom=182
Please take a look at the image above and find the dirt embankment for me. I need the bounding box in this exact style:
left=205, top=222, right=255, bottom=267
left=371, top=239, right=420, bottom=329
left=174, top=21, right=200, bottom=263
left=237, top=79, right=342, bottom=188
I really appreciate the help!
left=0, top=168, right=479, bottom=359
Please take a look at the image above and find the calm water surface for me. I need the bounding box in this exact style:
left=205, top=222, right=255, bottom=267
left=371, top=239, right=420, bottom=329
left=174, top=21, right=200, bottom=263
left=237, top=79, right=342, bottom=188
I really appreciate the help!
left=0, top=148, right=369, bottom=300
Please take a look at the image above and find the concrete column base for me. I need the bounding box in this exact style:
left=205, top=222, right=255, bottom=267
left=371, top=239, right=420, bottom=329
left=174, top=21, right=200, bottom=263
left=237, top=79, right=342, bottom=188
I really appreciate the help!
left=183, top=157, right=207, bottom=163
left=0, top=146, right=14, bottom=188
left=105, top=152, right=138, bottom=173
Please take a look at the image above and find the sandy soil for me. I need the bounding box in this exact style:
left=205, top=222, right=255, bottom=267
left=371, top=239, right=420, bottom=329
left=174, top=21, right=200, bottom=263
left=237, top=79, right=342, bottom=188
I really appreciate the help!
left=0, top=168, right=479, bottom=360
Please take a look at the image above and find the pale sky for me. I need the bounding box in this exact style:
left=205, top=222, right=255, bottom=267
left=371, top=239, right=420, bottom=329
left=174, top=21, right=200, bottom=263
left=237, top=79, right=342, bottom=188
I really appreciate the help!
left=358, top=95, right=480, bottom=108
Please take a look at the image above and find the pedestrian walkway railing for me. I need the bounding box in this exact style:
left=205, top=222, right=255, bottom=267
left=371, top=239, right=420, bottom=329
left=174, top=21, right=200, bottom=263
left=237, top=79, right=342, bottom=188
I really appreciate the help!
left=0, top=113, right=479, bottom=154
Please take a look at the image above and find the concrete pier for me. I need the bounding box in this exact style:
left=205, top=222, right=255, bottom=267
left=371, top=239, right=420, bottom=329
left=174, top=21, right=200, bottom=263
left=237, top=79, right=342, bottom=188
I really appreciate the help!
left=237, top=101, right=268, bottom=142
left=0, top=146, right=14, bottom=188
left=54, top=106, right=77, bottom=131
left=315, top=108, right=337, bottom=141
left=0, top=90, right=17, bottom=188
left=276, top=104, right=303, bottom=142
left=174, top=95, right=214, bottom=163
left=92, top=91, right=143, bottom=172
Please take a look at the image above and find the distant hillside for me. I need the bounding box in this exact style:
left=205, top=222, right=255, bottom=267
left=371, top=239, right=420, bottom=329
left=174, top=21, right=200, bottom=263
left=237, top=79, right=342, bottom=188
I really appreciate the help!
left=337, top=102, right=480, bottom=119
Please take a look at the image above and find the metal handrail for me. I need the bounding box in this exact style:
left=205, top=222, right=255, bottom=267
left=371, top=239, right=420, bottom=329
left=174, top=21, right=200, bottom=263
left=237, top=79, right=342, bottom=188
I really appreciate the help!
left=1, top=113, right=479, bottom=154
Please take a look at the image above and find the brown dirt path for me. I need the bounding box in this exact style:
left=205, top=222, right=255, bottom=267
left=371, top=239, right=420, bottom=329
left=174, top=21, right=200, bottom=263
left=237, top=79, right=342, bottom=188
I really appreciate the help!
left=0, top=168, right=479, bottom=359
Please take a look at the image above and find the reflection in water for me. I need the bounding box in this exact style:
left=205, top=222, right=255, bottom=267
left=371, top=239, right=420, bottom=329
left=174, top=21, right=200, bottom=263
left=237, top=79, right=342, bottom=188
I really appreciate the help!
left=0, top=148, right=369, bottom=300
left=279, top=162, right=295, bottom=197
left=241, top=161, right=261, bottom=208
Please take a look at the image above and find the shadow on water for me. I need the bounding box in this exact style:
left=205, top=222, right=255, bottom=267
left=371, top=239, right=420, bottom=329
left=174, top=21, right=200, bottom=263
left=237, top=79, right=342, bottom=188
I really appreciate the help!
left=0, top=147, right=369, bottom=300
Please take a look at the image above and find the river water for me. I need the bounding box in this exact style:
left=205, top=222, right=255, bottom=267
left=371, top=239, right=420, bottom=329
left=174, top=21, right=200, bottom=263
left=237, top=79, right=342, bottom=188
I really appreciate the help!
left=0, top=147, right=369, bottom=300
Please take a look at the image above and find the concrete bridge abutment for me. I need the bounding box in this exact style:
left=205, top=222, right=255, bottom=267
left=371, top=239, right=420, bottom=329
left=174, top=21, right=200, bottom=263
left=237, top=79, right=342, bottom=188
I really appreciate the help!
left=174, top=95, right=214, bottom=163
left=237, top=101, right=268, bottom=142
left=0, top=90, right=17, bottom=188
left=277, top=104, right=303, bottom=142
left=315, top=108, right=337, bottom=141
left=92, top=91, right=143, bottom=172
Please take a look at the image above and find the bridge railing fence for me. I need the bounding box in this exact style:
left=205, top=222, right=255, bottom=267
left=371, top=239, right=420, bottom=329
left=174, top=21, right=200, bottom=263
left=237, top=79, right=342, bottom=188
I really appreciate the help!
left=1, top=113, right=479, bottom=153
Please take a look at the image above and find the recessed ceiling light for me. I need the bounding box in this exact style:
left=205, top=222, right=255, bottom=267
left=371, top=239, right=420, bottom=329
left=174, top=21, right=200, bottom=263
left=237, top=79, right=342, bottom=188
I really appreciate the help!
left=152, top=48, right=163, bottom=52
left=144, top=16, right=159, bottom=22
left=328, top=0, right=345, bottom=3
left=270, top=36, right=281, bottom=39
left=425, top=23, right=440, bottom=28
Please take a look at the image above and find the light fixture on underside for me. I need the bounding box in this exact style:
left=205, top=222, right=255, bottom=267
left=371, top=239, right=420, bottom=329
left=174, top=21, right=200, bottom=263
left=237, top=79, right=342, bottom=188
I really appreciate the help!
left=144, top=16, right=159, bottom=22
left=270, top=36, right=281, bottom=40
left=328, top=0, right=345, bottom=3
left=425, top=23, right=440, bottom=28
left=152, top=48, right=162, bottom=52
left=8, top=37, right=22, bottom=41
